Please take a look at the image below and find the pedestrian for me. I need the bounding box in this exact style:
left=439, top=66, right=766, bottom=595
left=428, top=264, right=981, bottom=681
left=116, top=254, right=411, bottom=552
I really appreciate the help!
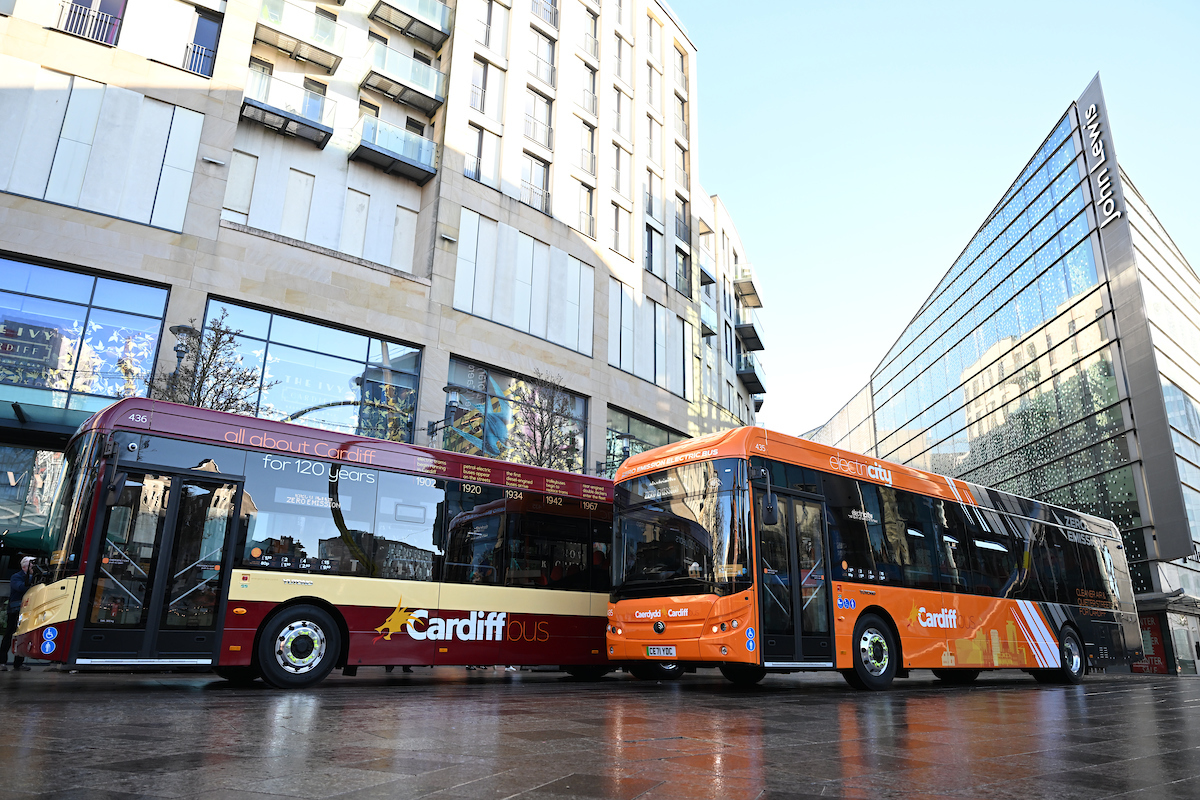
left=2, top=556, right=35, bottom=672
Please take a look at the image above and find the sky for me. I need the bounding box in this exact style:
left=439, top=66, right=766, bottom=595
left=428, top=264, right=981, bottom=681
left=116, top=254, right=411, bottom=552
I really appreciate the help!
left=672, top=0, right=1200, bottom=436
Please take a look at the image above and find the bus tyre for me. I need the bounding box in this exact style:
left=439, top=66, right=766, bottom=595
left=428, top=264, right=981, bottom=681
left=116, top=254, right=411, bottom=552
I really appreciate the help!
left=719, top=663, right=766, bottom=686
left=213, top=666, right=259, bottom=685
left=258, top=605, right=341, bottom=689
left=850, top=614, right=898, bottom=690
left=1057, top=627, right=1086, bottom=684
left=932, top=669, right=980, bottom=684
left=629, top=662, right=684, bottom=681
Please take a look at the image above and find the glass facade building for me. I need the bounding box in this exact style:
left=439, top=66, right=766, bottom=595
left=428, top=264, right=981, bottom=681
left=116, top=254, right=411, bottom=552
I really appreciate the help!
left=813, top=76, right=1200, bottom=675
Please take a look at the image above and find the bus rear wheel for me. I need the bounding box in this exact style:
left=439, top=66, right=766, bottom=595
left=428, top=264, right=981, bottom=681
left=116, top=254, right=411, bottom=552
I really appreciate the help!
left=258, top=605, right=342, bottom=689
left=849, top=613, right=898, bottom=690
left=629, top=662, right=683, bottom=681
left=1033, top=627, right=1086, bottom=685
left=719, top=663, right=766, bottom=686
left=932, top=668, right=980, bottom=684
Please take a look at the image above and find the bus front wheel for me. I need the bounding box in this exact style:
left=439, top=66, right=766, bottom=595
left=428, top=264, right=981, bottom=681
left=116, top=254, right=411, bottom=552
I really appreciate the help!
left=1033, top=627, right=1087, bottom=685
left=258, top=605, right=342, bottom=689
left=719, top=663, right=766, bottom=686
left=849, top=613, right=898, bottom=690
left=628, top=662, right=683, bottom=681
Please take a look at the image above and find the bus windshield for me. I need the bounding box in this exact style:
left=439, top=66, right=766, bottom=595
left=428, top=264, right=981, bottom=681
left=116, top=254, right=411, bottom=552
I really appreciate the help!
left=45, top=431, right=100, bottom=581
left=612, top=458, right=751, bottom=600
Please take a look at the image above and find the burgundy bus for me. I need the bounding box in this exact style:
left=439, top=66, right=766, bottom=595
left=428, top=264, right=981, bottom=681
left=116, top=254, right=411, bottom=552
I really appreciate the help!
left=15, top=398, right=613, bottom=688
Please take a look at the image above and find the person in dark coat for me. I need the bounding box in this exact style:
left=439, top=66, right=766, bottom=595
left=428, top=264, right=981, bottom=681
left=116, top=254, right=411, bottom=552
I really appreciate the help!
left=1, top=556, right=34, bottom=671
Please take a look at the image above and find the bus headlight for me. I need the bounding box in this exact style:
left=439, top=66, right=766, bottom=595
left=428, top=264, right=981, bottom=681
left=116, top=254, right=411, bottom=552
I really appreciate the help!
left=712, top=625, right=719, bottom=633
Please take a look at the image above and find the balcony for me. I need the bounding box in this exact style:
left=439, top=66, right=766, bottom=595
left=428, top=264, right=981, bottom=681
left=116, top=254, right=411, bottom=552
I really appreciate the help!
left=469, top=84, right=485, bottom=111
left=736, top=351, right=766, bottom=394
left=360, top=41, right=447, bottom=114
left=644, top=191, right=661, bottom=221
left=735, top=306, right=765, bottom=351
left=612, top=168, right=627, bottom=198
left=529, top=54, right=556, bottom=87
left=675, top=164, right=689, bottom=192
left=582, top=33, right=598, bottom=59
left=675, top=215, right=690, bottom=243
left=753, top=393, right=765, bottom=413
left=56, top=1, right=121, bottom=45
left=464, top=153, right=481, bottom=181
left=241, top=72, right=336, bottom=149
left=524, top=115, right=553, bottom=149
left=369, top=0, right=452, bottom=50
left=580, top=149, right=596, bottom=176
left=477, top=22, right=491, bottom=49
left=698, top=247, right=716, bottom=285
left=580, top=89, right=597, bottom=116
left=521, top=182, right=551, bottom=214
left=531, top=0, right=559, bottom=28
left=700, top=302, right=718, bottom=337
left=578, top=212, right=596, bottom=238
left=349, top=115, right=439, bottom=185
left=255, top=0, right=346, bottom=75
left=675, top=65, right=688, bottom=91
left=733, top=265, right=763, bottom=308
left=182, top=42, right=215, bottom=77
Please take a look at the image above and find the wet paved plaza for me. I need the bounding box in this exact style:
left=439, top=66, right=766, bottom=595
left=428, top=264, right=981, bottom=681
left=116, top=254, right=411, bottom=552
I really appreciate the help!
left=1, top=667, right=1198, bottom=800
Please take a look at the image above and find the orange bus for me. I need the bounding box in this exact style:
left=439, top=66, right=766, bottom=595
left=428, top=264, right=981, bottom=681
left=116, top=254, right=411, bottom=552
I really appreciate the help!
left=15, top=398, right=613, bottom=688
left=607, top=427, right=1142, bottom=689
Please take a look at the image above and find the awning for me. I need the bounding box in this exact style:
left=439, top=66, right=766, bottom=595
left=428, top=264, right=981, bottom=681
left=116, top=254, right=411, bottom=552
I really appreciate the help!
left=0, top=401, right=92, bottom=449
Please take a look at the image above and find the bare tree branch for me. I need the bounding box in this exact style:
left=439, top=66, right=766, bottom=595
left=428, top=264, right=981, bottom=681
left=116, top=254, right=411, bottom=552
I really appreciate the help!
left=507, top=371, right=582, bottom=472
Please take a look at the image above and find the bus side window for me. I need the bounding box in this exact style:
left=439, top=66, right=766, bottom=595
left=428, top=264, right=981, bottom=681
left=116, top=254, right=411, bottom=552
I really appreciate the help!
left=1021, top=522, right=1067, bottom=605
left=440, top=483, right=505, bottom=585
left=373, top=472, right=446, bottom=581
left=969, top=511, right=1020, bottom=597
left=934, top=501, right=971, bottom=594
left=506, top=498, right=592, bottom=591
left=892, top=490, right=939, bottom=591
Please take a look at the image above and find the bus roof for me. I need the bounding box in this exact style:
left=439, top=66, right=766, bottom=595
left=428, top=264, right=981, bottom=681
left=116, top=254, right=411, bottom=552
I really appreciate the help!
left=613, top=426, right=973, bottom=506
left=82, top=398, right=612, bottom=502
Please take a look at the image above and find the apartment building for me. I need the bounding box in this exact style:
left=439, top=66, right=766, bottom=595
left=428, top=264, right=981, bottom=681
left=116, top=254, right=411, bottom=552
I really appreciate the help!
left=0, top=0, right=766, bottom=561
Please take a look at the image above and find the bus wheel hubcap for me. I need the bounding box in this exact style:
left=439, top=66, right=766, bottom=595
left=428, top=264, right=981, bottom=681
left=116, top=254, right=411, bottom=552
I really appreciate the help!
left=276, top=620, right=326, bottom=674
left=859, top=628, right=889, bottom=676
left=1064, top=636, right=1082, bottom=675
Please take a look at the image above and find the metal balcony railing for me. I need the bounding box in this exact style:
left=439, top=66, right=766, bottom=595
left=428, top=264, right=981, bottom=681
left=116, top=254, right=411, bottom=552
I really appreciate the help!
left=56, top=1, right=121, bottom=45
left=369, top=0, right=452, bottom=49
left=579, top=212, right=596, bottom=238
left=477, top=22, right=491, bottom=48
left=521, top=182, right=551, bottom=214
left=644, top=191, right=661, bottom=221
left=529, top=54, right=556, bottom=87
left=524, top=116, right=553, bottom=149
left=351, top=115, right=440, bottom=184
left=675, top=164, right=689, bottom=191
left=733, top=265, right=763, bottom=308
left=464, top=153, right=481, bottom=181
left=582, top=33, right=598, bottom=58
left=612, top=168, right=628, bottom=197
left=675, top=215, right=690, bottom=242
left=242, top=71, right=336, bottom=148
left=675, top=256, right=691, bottom=296
left=698, top=247, right=716, bottom=285
left=736, top=351, right=766, bottom=393
left=735, top=306, right=765, bottom=350
left=675, top=64, right=688, bottom=90
left=362, top=41, right=447, bottom=113
left=531, top=0, right=559, bottom=28
left=580, top=149, right=596, bottom=176
left=614, top=112, right=629, bottom=139
left=700, top=302, right=718, bottom=337
left=580, top=89, right=597, bottom=116
left=183, top=42, right=215, bottom=77
left=470, top=84, right=485, bottom=111
left=256, top=0, right=346, bottom=74
left=675, top=114, right=688, bottom=141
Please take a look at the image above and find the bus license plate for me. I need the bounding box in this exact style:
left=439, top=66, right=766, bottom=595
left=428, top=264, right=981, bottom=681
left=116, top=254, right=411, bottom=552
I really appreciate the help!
left=646, top=646, right=676, bottom=658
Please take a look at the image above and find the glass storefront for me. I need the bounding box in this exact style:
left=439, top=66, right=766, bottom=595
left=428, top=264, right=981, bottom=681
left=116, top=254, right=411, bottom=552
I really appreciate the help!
left=1, top=257, right=168, bottom=412
left=602, top=406, right=687, bottom=477
left=439, top=358, right=588, bottom=473
left=203, top=300, right=421, bottom=442
left=0, top=445, right=64, bottom=552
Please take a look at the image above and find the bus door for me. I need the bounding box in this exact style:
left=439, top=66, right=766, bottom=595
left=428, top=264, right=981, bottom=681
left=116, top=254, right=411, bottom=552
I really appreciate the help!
left=77, top=470, right=241, bottom=664
left=757, top=490, right=833, bottom=666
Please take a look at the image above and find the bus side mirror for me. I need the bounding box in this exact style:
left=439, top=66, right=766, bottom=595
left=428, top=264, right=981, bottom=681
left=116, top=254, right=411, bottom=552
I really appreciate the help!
left=762, top=494, right=779, bottom=527
left=106, top=472, right=128, bottom=506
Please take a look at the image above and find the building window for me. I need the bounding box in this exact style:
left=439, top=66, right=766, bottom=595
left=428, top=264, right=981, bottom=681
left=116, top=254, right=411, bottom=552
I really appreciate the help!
left=675, top=143, right=689, bottom=190
left=405, top=117, right=425, bottom=136
left=647, top=116, right=661, bottom=164
left=674, top=46, right=687, bottom=88
left=477, top=0, right=496, bottom=48
left=465, top=125, right=484, bottom=180
left=184, top=10, right=221, bottom=77
left=442, top=357, right=588, bottom=473
left=646, top=63, right=660, bottom=111
left=530, top=28, right=556, bottom=87
left=675, top=249, right=691, bottom=298
left=602, top=406, right=686, bottom=477
left=582, top=8, right=599, bottom=57
left=613, top=34, right=630, bottom=84
left=524, top=90, right=553, bottom=149
left=412, top=51, right=432, bottom=66
left=201, top=299, right=421, bottom=442
left=645, top=169, right=662, bottom=221
left=579, top=185, right=596, bottom=238
left=613, top=88, right=630, bottom=139
left=675, top=195, right=689, bottom=242
left=0, top=258, right=168, bottom=413
left=471, top=58, right=488, bottom=112
left=674, top=93, right=688, bottom=141
left=646, top=16, right=661, bottom=61
left=724, top=322, right=734, bottom=365
left=580, top=122, right=596, bottom=175
left=521, top=154, right=551, bottom=213
left=359, top=99, right=380, bottom=117
left=612, top=203, right=630, bottom=257
left=644, top=225, right=665, bottom=280
left=368, top=30, right=388, bottom=46
left=612, top=143, right=628, bottom=197
left=302, top=78, right=327, bottom=123
left=581, top=64, right=598, bottom=115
